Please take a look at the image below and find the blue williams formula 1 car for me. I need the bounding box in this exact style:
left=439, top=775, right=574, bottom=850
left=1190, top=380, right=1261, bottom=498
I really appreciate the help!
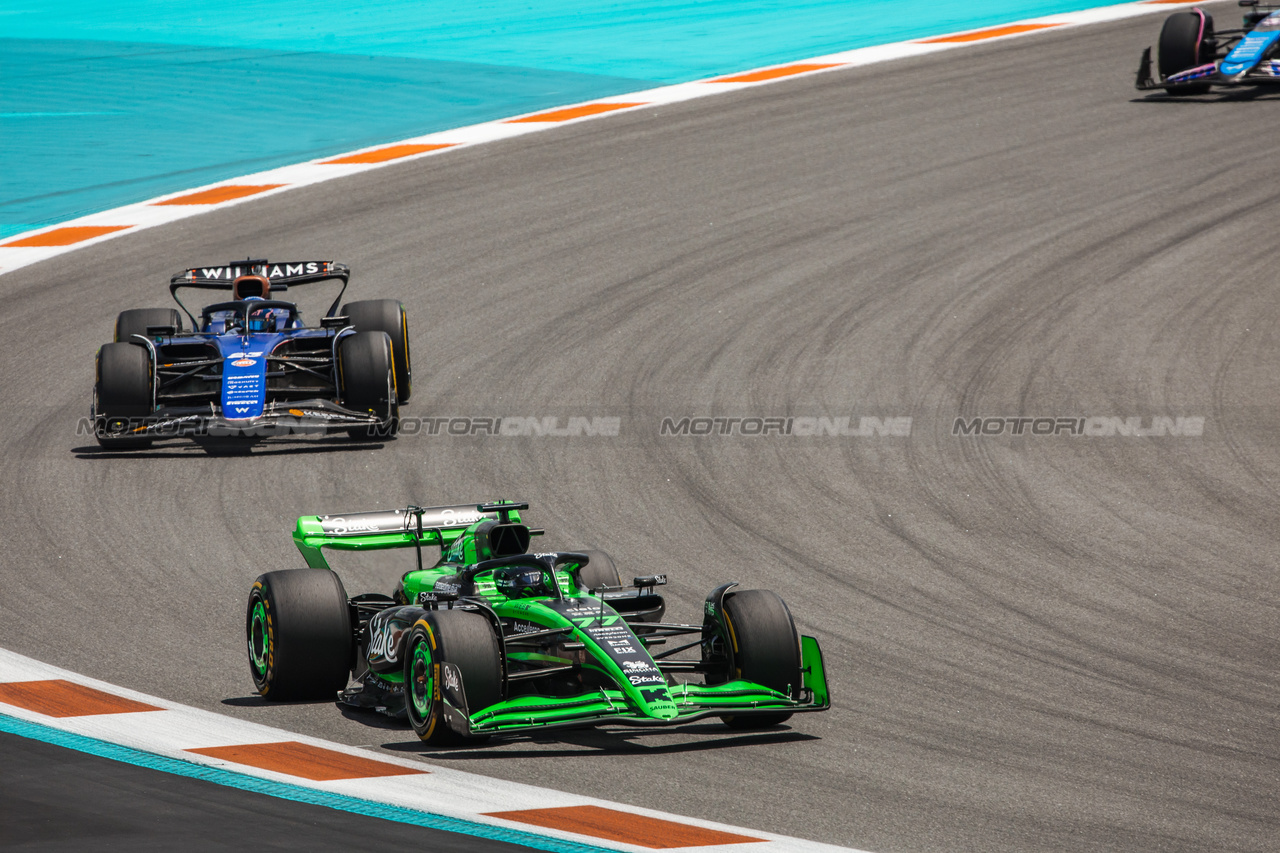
left=1137, top=2, right=1280, bottom=93
left=93, top=259, right=411, bottom=448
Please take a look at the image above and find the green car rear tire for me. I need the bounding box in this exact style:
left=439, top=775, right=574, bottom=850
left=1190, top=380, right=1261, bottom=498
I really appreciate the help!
left=247, top=569, right=352, bottom=701
left=576, top=550, right=622, bottom=593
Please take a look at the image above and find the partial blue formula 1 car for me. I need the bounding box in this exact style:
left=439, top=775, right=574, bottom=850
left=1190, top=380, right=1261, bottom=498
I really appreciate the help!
left=1137, top=2, right=1280, bottom=93
left=93, top=259, right=411, bottom=448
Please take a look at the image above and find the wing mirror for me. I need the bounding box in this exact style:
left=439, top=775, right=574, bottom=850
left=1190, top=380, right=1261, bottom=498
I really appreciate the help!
left=633, top=575, right=667, bottom=589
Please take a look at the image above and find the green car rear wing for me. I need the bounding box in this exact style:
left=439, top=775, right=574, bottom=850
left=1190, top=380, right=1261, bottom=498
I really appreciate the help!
left=293, top=501, right=531, bottom=569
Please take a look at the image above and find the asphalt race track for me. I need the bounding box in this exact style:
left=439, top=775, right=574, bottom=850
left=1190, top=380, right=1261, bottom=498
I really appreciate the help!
left=1, top=6, right=1277, bottom=851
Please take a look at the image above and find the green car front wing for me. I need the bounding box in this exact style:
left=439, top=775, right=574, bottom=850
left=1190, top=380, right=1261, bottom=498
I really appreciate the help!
left=434, top=636, right=829, bottom=738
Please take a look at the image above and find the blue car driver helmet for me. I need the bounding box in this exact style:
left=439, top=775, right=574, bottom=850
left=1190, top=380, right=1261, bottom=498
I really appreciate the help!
left=230, top=273, right=277, bottom=332
left=244, top=297, right=277, bottom=332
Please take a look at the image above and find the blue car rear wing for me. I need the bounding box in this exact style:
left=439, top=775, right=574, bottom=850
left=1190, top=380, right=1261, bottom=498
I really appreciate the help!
left=169, top=259, right=351, bottom=325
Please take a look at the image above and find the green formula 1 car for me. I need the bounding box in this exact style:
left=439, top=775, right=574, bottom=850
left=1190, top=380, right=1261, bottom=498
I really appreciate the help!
left=245, top=501, right=829, bottom=743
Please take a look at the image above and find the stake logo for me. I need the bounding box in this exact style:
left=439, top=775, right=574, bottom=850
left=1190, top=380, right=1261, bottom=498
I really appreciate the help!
left=629, top=673, right=666, bottom=685
left=367, top=621, right=407, bottom=664
left=325, top=517, right=381, bottom=534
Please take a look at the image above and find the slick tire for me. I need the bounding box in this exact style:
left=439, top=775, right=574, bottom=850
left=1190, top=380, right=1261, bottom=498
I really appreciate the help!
left=717, top=589, right=802, bottom=728
left=1158, top=10, right=1214, bottom=94
left=115, top=308, right=183, bottom=342
left=576, top=550, right=622, bottom=593
left=246, top=569, right=353, bottom=701
left=342, top=299, right=412, bottom=402
left=95, top=341, right=153, bottom=449
left=404, top=609, right=501, bottom=745
left=338, top=330, right=398, bottom=439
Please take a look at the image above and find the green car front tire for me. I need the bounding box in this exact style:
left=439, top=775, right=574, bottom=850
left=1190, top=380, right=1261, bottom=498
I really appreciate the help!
left=718, top=589, right=802, bottom=729
left=404, top=609, right=501, bottom=744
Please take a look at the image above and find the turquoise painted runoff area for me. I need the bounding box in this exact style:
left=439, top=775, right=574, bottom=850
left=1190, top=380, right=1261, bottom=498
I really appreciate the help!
left=3, top=1, right=1130, bottom=238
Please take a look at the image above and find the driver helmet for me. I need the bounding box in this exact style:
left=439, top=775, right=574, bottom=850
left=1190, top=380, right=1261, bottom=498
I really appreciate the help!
left=244, top=297, right=277, bottom=333
left=495, top=566, right=551, bottom=598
